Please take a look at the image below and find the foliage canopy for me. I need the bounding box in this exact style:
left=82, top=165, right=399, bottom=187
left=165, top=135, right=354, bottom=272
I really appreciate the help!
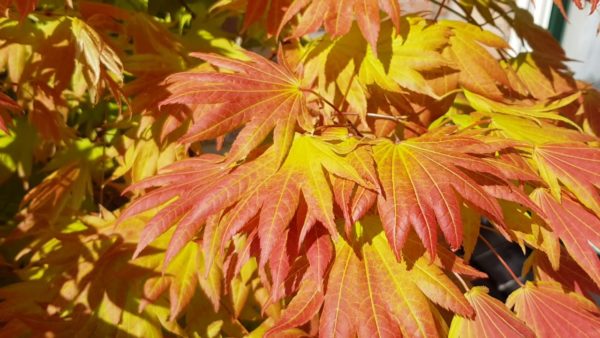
left=1, top=0, right=600, bottom=337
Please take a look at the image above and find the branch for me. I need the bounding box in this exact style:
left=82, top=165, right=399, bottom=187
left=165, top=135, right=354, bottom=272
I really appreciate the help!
left=479, top=235, right=525, bottom=287
left=301, top=88, right=363, bottom=137
left=363, top=113, right=427, bottom=136
left=434, top=0, right=446, bottom=21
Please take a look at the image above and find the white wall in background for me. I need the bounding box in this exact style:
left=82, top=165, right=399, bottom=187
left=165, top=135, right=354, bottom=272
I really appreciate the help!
left=561, top=3, right=600, bottom=86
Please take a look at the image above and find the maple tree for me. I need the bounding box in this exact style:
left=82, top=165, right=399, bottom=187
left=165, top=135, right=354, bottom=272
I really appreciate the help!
left=1, top=0, right=600, bottom=337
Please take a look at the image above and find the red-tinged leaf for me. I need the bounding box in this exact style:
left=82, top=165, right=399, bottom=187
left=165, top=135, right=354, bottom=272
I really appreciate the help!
left=119, top=156, right=226, bottom=223
left=161, top=153, right=276, bottom=267
left=449, top=286, right=535, bottom=338
left=533, top=143, right=600, bottom=215
left=127, top=150, right=275, bottom=261
left=162, top=50, right=310, bottom=164
left=379, top=0, right=402, bottom=31
left=319, top=218, right=477, bottom=337
left=268, top=226, right=300, bottom=302
left=350, top=186, right=377, bottom=227
left=218, top=190, right=265, bottom=261
left=264, top=272, right=324, bottom=338
left=533, top=251, right=600, bottom=300
left=320, top=237, right=396, bottom=338
left=267, top=134, right=370, bottom=237
left=332, top=175, right=355, bottom=233
left=324, top=0, right=354, bottom=38
left=332, top=142, right=379, bottom=233
left=483, top=157, right=540, bottom=183
left=469, top=172, right=541, bottom=216
left=282, top=0, right=403, bottom=53
left=373, top=132, right=512, bottom=259
left=507, top=281, right=600, bottom=338
left=531, top=189, right=600, bottom=288
left=13, top=0, right=37, bottom=18
left=354, top=0, right=379, bottom=53
left=288, top=0, right=327, bottom=38
left=243, top=0, right=269, bottom=32
left=0, top=92, right=20, bottom=133
left=258, top=171, right=301, bottom=266
left=218, top=134, right=369, bottom=267
left=360, top=222, right=440, bottom=338
left=266, top=0, right=289, bottom=35
left=125, top=134, right=368, bottom=269
left=305, top=224, right=333, bottom=285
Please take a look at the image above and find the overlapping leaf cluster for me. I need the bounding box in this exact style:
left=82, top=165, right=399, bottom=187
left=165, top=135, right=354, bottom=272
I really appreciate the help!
left=1, top=0, right=600, bottom=337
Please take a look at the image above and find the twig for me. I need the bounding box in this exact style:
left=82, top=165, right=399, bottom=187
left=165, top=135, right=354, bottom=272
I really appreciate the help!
left=453, top=272, right=470, bottom=292
left=429, top=0, right=479, bottom=25
left=301, top=88, right=363, bottom=137
left=363, top=113, right=427, bottom=136
left=434, top=0, right=446, bottom=20
left=366, top=112, right=408, bottom=122
left=479, top=235, right=524, bottom=287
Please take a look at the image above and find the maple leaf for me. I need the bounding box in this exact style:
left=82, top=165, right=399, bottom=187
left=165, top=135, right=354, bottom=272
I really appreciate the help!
left=448, top=286, right=535, bottom=338
left=303, top=17, right=452, bottom=119
left=6, top=0, right=600, bottom=336
left=122, top=133, right=370, bottom=269
left=319, top=217, right=472, bottom=338
left=440, top=21, right=510, bottom=100
left=531, top=189, right=600, bottom=288
left=70, top=17, right=124, bottom=103
left=488, top=114, right=593, bottom=145
left=533, top=143, right=600, bottom=215
left=504, top=52, right=575, bottom=100
left=507, top=281, right=600, bottom=337
left=219, top=0, right=293, bottom=36
left=281, top=0, right=401, bottom=53
left=465, top=90, right=581, bottom=129
left=383, top=17, right=453, bottom=98
left=161, top=49, right=312, bottom=165
left=215, top=133, right=371, bottom=267
left=372, top=130, right=520, bottom=258
left=532, top=250, right=600, bottom=300
left=264, top=271, right=324, bottom=338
